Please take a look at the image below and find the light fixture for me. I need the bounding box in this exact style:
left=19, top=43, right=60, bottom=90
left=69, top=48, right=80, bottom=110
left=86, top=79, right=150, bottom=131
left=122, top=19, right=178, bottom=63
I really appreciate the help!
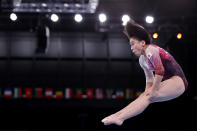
left=145, top=16, right=154, bottom=24
left=122, top=14, right=130, bottom=26
left=177, top=33, right=182, bottom=39
left=50, top=14, right=59, bottom=22
left=153, top=33, right=159, bottom=39
left=99, top=13, right=107, bottom=23
left=41, top=3, right=47, bottom=7
left=10, top=13, right=17, bottom=21
left=74, top=14, right=83, bottom=23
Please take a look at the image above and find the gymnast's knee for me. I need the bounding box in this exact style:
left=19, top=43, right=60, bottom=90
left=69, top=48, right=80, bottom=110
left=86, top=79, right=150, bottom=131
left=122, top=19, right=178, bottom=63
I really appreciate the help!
left=141, top=91, right=156, bottom=103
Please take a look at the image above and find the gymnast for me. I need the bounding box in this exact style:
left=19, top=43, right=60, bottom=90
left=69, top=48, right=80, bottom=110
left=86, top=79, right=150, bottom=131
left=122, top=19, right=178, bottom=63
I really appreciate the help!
left=101, top=20, right=188, bottom=126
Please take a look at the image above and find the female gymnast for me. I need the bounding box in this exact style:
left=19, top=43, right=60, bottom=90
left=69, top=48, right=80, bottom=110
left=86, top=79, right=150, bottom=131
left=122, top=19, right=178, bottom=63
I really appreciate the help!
left=101, top=20, right=188, bottom=126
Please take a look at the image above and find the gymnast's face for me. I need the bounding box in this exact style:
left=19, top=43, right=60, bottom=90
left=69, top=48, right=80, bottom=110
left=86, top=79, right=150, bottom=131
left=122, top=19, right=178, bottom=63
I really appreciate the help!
left=129, top=37, right=146, bottom=56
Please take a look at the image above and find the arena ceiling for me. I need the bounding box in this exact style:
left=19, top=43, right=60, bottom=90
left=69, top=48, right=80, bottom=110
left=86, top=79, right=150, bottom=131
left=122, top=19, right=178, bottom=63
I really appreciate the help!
left=0, top=0, right=197, bottom=32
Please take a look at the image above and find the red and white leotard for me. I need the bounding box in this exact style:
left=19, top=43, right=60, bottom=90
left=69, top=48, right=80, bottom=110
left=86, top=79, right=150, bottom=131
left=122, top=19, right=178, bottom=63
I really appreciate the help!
left=139, top=44, right=188, bottom=89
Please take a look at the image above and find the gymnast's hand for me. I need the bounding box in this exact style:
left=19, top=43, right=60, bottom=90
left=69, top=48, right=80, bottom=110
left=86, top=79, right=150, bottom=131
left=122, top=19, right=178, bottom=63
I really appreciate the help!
left=101, top=113, right=124, bottom=126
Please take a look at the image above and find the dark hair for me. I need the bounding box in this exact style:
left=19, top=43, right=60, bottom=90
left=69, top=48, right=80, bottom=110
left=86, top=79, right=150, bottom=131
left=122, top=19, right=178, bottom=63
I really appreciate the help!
left=124, top=20, right=151, bottom=44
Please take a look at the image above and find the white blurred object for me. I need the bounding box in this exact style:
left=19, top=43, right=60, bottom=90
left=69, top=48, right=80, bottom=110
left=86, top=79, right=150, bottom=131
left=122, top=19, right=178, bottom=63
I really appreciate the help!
left=122, top=14, right=130, bottom=26
left=10, top=13, right=17, bottom=21
left=50, top=14, right=59, bottom=22
left=74, top=14, right=83, bottom=23
left=99, top=13, right=107, bottom=23
left=145, top=16, right=154, bottom=24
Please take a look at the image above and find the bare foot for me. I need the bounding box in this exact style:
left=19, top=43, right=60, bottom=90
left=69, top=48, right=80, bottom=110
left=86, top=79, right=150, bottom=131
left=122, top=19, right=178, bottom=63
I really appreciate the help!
left=101, top=114, right=124, bottom=126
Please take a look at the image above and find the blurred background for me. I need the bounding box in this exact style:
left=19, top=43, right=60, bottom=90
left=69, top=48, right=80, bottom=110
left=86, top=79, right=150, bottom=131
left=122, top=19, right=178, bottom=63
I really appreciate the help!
left=0, top=0, right=196, bottom=131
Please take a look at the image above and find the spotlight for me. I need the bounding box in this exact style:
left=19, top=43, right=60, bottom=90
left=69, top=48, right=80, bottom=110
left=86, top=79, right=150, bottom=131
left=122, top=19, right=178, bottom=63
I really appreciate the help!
left=41, top=3, right=47, bottom=7
left=74, top=14, right=83, bottom=23
left=50, top=14, right=59, bottom=22
left=64, top=3, right=69, bottom=7
left=153, top=33, right=159, bottom=39
left=36, top=9, right=40, bottom=12
left=10, top=13, right=17, bottom=21
left=99, top=13, right=107, bottom=23
left=122, top=14, right=130, bottom=26
left=177, top=33, right=182, bottom=39
left=145, top=16, right=154, bottom=24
